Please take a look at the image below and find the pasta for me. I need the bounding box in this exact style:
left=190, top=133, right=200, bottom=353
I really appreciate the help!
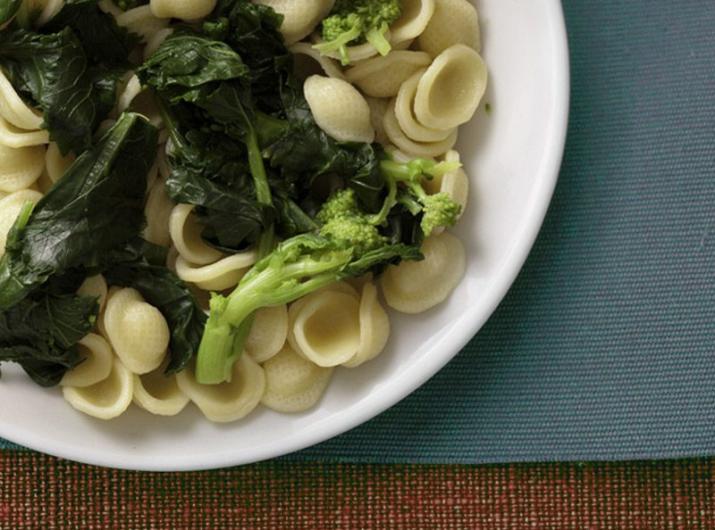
left=383, top=99, right=457, bottom=158
left=103, top=288, right=170, bottom=375
left=144, top=28, right=174, bottom=60
left=304, top=75, right=375, bottom=144
left=45, top=143, right=75, bottom=183
left=365, top=96, right=391, bottom=145
left=0, top=116, right=49, bottom=148
left=169, top=204, right=224, bottom=266
left=0, top=189, right=43, bottom=259
left=116, top=75, right=142, bottom=115
left=343, top=282, right=391, bottom=368
left=381, top=231, right=466, bottom=314
left=0, top=71, right=43, bottom=131
left=175, top=251, right=257, bottom=291
left=289, top=42, right=345, bottom=80
left=245, top=304, right=289, bottom=363
left=0, top=143, right=45, bottom=192
left=394, top=69, right=455, bottom=142
left=133, top=362, right=189, bottom=417
left=115, top=5, right=168, bottom=42
left=414, top=44, right=488, bottom=130
left=150, top=0, right=217, bottom=21
left=36, top=0, right=64, bottom=26
left=256, top=0, right=335, bottom=45
left=77, top=275, right=109, bottom=313
left=143, top=178, right=174, bottom=247
left=389, top=0, right=436, bottom=45
left=417, top=0, right=481, bottom=56
left=62, top=358, right=133, bottom=420
left=176, top=356, right=266, bottom=423
left=345, top=51, right=432, bottom=98
left=261, top=345, right=333, bottom=413
left=60, top=334, right=114, bottom=388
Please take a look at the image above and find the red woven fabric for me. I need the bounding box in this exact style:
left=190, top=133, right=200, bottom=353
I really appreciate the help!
left=0, top=453, right=713, bottom=529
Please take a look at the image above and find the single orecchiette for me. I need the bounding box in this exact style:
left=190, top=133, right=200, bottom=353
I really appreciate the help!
left=169, top=204, right=224, bottom=266
left=394, top=69, right=454, bottom=142
left=77, top=275, right=109, bottom=313
left=62, top=358, right=134, bottom=420
left=0, top=116, right=49, bottom=148
left=103, top=288, right=170, bottom=375
left=417, top=0, right=481, bottom=56
left=150, top=0, right=216, bottom=21
left=389, top=0, right=436, bottom=45
left=289, top=42, right=346, bottom=81
left=304, top=75, right=375, bottom=144
left=346, top=51, right=432, bottom=98
left=288, top=289, right=361, bottom=367
left=365, top=97, right=391, bottom=146
left=176, top=356, right=266, bottom=423
left=0, top=143, right=44, bottom=192
left=343, top=282, right=390, bottom=368
left=45, top=142, right=75, bottom=183
left=115, top=5, right=168, bottom=42
left=0, top=71, right=43, bottom=131
left=414, top=44, right=488, bottom=130
left=245, top=304, right=289, bottom=363
left=256, top=0, right=335, bottom=45
left=133, top=361, right=189, bottom=417
left=175, top=250, right=257, bottom=291
left=0, top=189, right=43, bottom=259
left=381, top=231, right=466, bottom=314
left=383, top=100, right=457, bottom=158
left=60, top=334, right=113, bottom=388
left=261, top=345, right=333, bottom=413
left=144, top=178, right=174, bottom=247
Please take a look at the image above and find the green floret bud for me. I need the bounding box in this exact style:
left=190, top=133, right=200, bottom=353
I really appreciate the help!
left=316, top=188, right=361, bottom=224
left=419, top=192, right=462, bottom=237
left=320, top=216, right=387, bottom=255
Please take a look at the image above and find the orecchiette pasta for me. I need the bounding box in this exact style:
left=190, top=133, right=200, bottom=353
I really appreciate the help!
left=289, top=42, right=345, bottom=81
left=103, top=288, right=170, bottom=375
left=169, top=204, right=224, bottom=266
left=260, top=345, right=333, bottom=413
left=60, top=334, right=114, bottom=388
left=77, top=275, right=109, bottom=313
left=0, top=189, right=43, bottom=259
left=116, top=74, right=142, bottom=115
left=133, top=363, right=189, bottom=417
left=35, top=0, right=64, bottom=26
left=389, top=0, right=436, bottom=45
left=383, top=100, right=457, bottom=158
left=115, top=5, right=168, bottom=42
left=175, top=251, right=257, bottom=291
left=414, top=44, right=488, bottom=130
left=0, top=116, right=49, bottom=148
left=394, top=69, right=455, bottom=142
left=245, top=304, right=289, bottom=363
left=256, top=0, right=335, bottom=45
left=304, top=75, right=374, bottom=144
left=150, top=0, right=217, bottom=21
left=62, top=358, right=134, bottom=420
left=144, top=28, right=174, bottom=60
left=144, top=178, right=174, bottom=247
left=0, top=71, right=43, bottom=131
left=417, top=0, right=481, bottom=56
left=45, top=142, right=75, bottom=183
left=365, top=97, right=390, bottom=146
left=381, top=231, right=466, bottom=314
left=343, top=282, right=391, bottom=368
left=0, top=143, right=45, bottom=192
left=345, top=51, right=432, bottom=98
left=288, top=289, right=361, bottom=367
left=176, top=356, right=266, bottom=423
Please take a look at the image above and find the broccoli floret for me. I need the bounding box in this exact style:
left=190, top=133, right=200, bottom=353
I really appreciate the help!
left=315, top=0, right=402, bottom=65
left=317, top=189, right=388, bottom=254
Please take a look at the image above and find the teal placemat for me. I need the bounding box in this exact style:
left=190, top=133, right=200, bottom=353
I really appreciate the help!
left=3, top=0, right=715, bottom=462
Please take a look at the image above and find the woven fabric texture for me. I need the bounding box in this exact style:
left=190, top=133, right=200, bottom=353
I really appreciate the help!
left=2, top=0, right=715, bottom=463
left=0, top=454, right=713, bottom=529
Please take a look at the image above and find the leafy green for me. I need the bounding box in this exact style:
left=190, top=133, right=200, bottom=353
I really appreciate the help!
left=0, top=112, right=158, bottom=310
left=0, top=0, right=22, bottom=25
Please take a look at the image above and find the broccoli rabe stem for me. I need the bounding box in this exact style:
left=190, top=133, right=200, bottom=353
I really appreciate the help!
left=365, top=23, right=391, bottom=56
left=314, top=25, right=362, bottom=66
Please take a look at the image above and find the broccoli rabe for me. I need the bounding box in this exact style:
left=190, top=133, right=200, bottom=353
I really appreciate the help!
left=316, top=0, right=402, bottom=65
left=317, top=189, right=388, bottom=254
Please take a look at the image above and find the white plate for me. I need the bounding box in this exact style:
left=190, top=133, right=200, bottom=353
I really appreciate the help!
left=0, top=0, right=569, bottom=470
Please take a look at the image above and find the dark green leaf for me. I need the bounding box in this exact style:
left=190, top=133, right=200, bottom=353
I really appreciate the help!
left=0, top=0, right=22, bottom=25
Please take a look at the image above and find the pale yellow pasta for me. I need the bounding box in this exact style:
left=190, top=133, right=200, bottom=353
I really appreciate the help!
left=133, top=363, right=189, bottom=417
left=0, top=71, right=43, bottom=131
left=0, top=190, right=42, bottom=258
left=60, top=334, right=113, bottom=388
left=289, top=43, right=345, bottom=81
left=116, top=5, right=168, bottom=42
left=414, top=44, right=487, bottom=130
left=383, top=100, right=457, bottom=158
left=418, top=0, right=480, bottom=56
left=116, top=74, right=142, bottom=115
left=256, top=0, right=334, bottom=45
left=144, top=28, right=174, bottom=60
left=169, top=204, right=224, bottom=266
left=394, top=69, right=454, bottom=142
left=260, top=345, right=333, bottom=413
left=98, top=0, right=121, bottom=16
left=176, top=356, right=266, bottom=423
left=345, top=51, right=432, bottom=98
left=245, top=304, right=288, bottom=363
left=424, top=150, right=469, bottom=234
left=288, top=290, right=361, bottom=367
left=365, top=97, right=390, bottom=146
left=150, top=0, right=216, bottom=21
left=343, top=282, right=390, bottom=368
left=35, top=0, right=64, bottom=26
left=381, top=231, right=465, bottom=314
left=45, top=142, right=75, bottom=183
left=304, top=75, right=374, bottom=144
left=103, top=288, right=170, bottom=375
left=0, top=116, right=49, bottom=148
left=389, top=0, right=435, bottom=45
left=62, top=358, right=133, bottom=420
left=144, top=178, right=174, bottom=247
left=77, top=275, right=109, bottom=313
left=175, top=250, right=257, bottom=291
left=0, top=143, right=44, bottom=192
